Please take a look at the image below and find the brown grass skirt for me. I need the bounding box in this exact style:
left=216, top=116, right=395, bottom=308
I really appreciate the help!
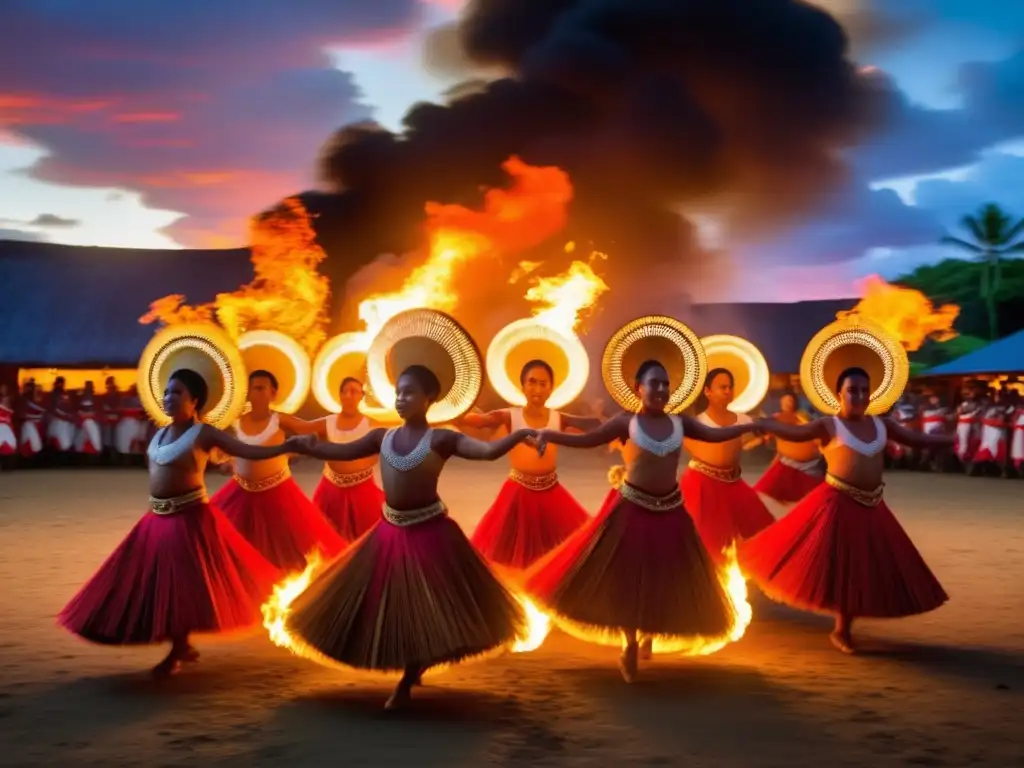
left=523, top=488, right=735, bottom=646
left=286, top=512, right=526, bottom=672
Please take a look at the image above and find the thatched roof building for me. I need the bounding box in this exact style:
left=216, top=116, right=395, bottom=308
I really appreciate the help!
left=0, top=239, right=856, bottom=373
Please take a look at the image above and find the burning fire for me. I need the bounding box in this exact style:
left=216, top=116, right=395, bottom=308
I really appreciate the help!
left=522, top=249, right=609, bottom=333
left=840, top=274, right=960, bottom=351
left=140, top=197, right=330, bottom=355
left=511, top=596, right=552, bottom=653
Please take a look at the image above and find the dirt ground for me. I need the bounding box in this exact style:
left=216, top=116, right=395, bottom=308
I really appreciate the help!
left=1, top=452, right=1022, bottom=767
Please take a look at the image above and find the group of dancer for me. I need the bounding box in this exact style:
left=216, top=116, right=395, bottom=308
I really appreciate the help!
left=57, top=311, right=955, bottom=709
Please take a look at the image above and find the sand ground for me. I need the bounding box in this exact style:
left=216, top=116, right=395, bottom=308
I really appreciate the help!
left=0, top=452, right=1022, bottom=767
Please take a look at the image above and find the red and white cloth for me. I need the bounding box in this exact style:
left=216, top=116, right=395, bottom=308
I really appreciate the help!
left=974, top=407, right=1007, bottom=465
left=74, top=398, right=102, bottom=455
left=19, top=401, right=44, bottom=456
left=955, top=405, right=981, bottom=463
left=1011, top=408, right=1024, bottom=470
left=0, top=403, right=16, bottom=456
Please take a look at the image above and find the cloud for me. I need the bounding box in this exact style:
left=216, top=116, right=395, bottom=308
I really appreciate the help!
left=0, top=0, right=424, bottom=247
left=30, top=213, right=79, bottom=228
left=0, top=227, right=45, bottom=242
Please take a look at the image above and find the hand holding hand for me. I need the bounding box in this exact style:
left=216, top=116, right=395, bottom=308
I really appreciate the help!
left=286, top=434, right=317, bottom=454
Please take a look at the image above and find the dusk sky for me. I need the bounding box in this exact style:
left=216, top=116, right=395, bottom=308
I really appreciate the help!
left=1, top=0, right=1023, bottom=301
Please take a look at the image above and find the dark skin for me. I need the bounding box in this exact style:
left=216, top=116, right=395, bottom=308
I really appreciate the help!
left=754, top=373, right=954, bottom=654
left=533, top=364, right=758, bottom=680
left=149, top=377, right=303, bottom=679
left=290, top=371, right=537, bottom=710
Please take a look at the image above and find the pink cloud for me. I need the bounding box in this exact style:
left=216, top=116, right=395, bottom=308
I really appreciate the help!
left=0, top=0, right=425, bottom=246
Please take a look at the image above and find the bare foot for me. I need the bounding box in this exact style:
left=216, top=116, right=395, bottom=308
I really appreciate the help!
left=639, top=638, right=653, bottom=661
left=619, top=643, right=639, bottom=683
left=151, top=655, right=182, bottom=679
left=829, top=631, right=855, bottom=654
left=384, top=682, right=413, bottom=711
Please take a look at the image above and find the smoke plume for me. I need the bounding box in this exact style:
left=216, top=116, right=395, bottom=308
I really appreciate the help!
left=286, top=0, right=890, bottom=327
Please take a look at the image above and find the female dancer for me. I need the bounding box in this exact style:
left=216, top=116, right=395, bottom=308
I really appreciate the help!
left=0, top=385, right=15, bottom=468
left=464, top=359, right=597, bottom=572
left=526, top=360, right=758, bottom=682
left=742, top=366, right=953, bottom=653
left=74, top=382, right=103, bottom=461
left=19, top=385, right=45, bottom=461
left=680, top=368, right=776, bottom=564
left=285, top=364, right=533, bottom=710
left=47, top=389, right=76, bottom=460
left=210, top=369, right=344, bottom=572
left=752, top=391, right=824, bottom=506
left=58, top=368, right=299, bottom=678
left=283, top=377, right=385, bottom=541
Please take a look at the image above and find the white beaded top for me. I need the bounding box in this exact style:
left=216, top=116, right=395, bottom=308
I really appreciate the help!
left=381, top=427, right=434, bottom=472
left=148, top=422, right=202, bottom=466
left=326, top=415, right=370, bottom=443
left=233, top=413, right=279, bottom=446
left=628, top=414, right=683, bottom=457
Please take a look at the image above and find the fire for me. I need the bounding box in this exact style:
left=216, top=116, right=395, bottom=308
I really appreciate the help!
left=339, top=157, right=574, bottom=411
left=840, top=274, right=960, bottom=352
left=141, top=197, right=330, bottom=355
left=511, top=595, right=552, bottom=653
left=262, top=550, right=323, bottom=652
left=523, top=252, right=609, bottom=334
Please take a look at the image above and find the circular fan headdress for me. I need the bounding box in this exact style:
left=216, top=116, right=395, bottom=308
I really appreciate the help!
left=485, top=318, right=589, bottom=410
left=236, top=330, right=311, bottom=414
left=699, top=334, right=771, bottom=414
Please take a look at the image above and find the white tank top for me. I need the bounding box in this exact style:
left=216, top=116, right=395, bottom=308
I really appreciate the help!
left=233, top=412, right=280, bottom=445
left=326, top=415, right=370, bottom=443
left=697, top=412, right=753, bottom=429
left=831, top=416, right=887, bottom=457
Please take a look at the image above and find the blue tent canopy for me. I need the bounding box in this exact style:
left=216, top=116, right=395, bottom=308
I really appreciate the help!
left=923, top=328, right=1024, bottom=375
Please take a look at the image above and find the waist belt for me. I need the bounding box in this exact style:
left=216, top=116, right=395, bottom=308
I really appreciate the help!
left=509, top=468, right=559, bottom=491
left=780, top=455, right=824, bottom=474
left=619, top=482, right=684, bottom=512
left=382, top=500, right=448, bottom=527
left=825, top=474, right=884, bottom=508
left=687, top=458, right=741, bottom=483
left=323, top=465, right=374, bottom=488
left=149, top=487, right=208, bottom=515
left=234, top=467, right=290, bottom=493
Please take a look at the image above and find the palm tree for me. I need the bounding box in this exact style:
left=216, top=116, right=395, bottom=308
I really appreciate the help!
left=941, top=203, right=1024, bottom=340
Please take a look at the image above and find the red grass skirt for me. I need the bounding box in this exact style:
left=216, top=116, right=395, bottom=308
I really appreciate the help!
left=211, top=475, right=345, bottom=573
left=739, top=483, right=948, bottom=618
left=753, top=458, right=824, bottom=504
left=286, top=508, right=526, bottom=672
left=471, top=477, right=590, bottom=570
left=523, top=487, right=734, bottom=644
left=58, top=501, right=282, bottom=645
left=681, top=467, right=775, bottom=564
left=312, top=474, right=385, bottom=542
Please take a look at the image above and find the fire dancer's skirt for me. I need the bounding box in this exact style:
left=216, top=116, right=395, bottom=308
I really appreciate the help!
left=739, top=476, right=949, bottom=618
left=57, top=490, right=282, bottom=645
left=471, top=470, right=590, bottom=571
left=312, top=466, right=385, bottom=542
left=211, top=469, right=345, bottom=573
left=753, top=456, right=824, bottom=505
left=286, top=499, right=526, bottom=672
left=523, top=484, right=734, bottom=646
left=681, top=459, right=776, bottom=564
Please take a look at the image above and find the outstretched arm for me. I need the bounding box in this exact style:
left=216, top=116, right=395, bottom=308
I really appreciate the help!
left=561, top=413, right=604, bottom=433
left=752, top=418, right=828, bottom=443
left=445, top=428, right=535, bottom=461
left=682, top=415, right=760, bottom=443
left=538, top=414, right=629, bottom=449
left=298, top=428, right=387, bottom=461
left=199, top=425, right=297, bottom=460
left=278, top=413, right=327, bottom=437
left=884, top=417, right=955, bottom=449
left=457, top=409, right=511, bottom=431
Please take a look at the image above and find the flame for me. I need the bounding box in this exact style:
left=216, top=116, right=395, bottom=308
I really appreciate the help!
left=524, top=254, right=609, bottom=334
left=840, top=274, right=960, bottom=352
left=262, top=550, right=323, bottom=652
left=511, top=595, right=552, bottom=653
left=140, top=197, right=330, bottom=355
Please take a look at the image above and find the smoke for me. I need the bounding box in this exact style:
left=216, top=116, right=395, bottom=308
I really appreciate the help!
left=287, top=0, right=892, bottom=327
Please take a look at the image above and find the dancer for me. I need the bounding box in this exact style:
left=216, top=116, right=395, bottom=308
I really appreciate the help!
left=115, top=385, right=148, bottom=463
left=464, top=359, right=597, bottom=572
left=740, top=318, right=952, bottom=654
left=74, top=382, right=103, bottom=461
left=19, top=385, right=45, bottom=461
left=1012, top=399, right=1024, bottom=476
left=58, top=357, right=294, bottom=678
left=47, top=389, right=76, bottom=459
left=523, top=316, right=757, bottom=682
left=974, top=394, right=1009, bottom=476
left=752, top=391, right=824, bottom=506
left=210, top=369, right=344, bottom=572
left=954, top=389, right=982, bottom=469
left=280, top=376, right=386, bottom=541
left=0, top=385, right=16, bottom=468
left=680, top=368, right=776, bottom=564
left=282, top=309, right=530, bottom=710
left=919, top=392, right=952, bottom=472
